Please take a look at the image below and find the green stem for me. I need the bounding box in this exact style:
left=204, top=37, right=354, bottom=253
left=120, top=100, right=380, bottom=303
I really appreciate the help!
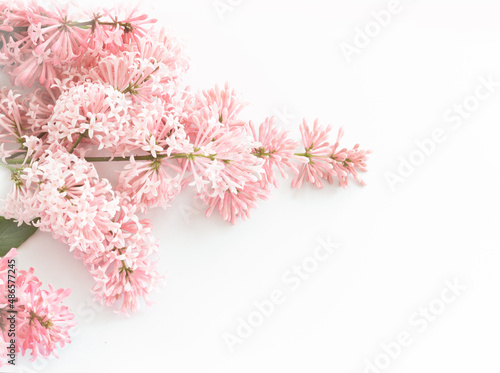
left=294, top=152, right=351, bottom=166
left=115, top=248, right=134, bottom=283
left=69, top=132, right=86, bottom=154
left=2, top=152, right=191, bottom=165
left=1, top=151, right=350, bottom=167
left=85, top=153, right=189, bottom=163
left=1, top=158, right=24, bottom=165
left=6, top=150, right=27, bottom=160
left=3, top=18, right=136, bottom=35
left=0, top=162, right=18, bottom=172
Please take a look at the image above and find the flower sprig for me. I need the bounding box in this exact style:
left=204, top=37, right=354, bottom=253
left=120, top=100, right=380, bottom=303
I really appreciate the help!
left=0, top=0, right=370, bottom=364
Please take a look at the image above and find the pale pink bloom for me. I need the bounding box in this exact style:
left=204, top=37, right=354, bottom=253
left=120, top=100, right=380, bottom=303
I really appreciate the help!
left=203, top=180, right=271, bottom=224
left=89, top=242, right=163, bottom=314
left=0, top=2, right=14, bottom=31
left=187, top=83, right=247, bottom=135
left=323, top=127, right=371, bottom=187
left=104, top=27, right=124, bottom=47
left=25, top=88, right=58, bottom=136
left=247, top=117, right=304, bottom=188
left=1, top=3, right=155, bottom=88
left=292, top=119, right=335, bottom=188
left=0, top=249, right=76, bottom=364
left=47, top=81, right=132, bottom=154
left=102, top=7, right=157, bottom=46
left=141, top=135, right=163, bottom=158
left=0, top=4, right=30, bottom=70
left=90, top=52, right=164, bottom=102
left=0, top=89, right=30, bottom=160
left=21, top=135, right=44, bottom=161
left=183, top=120, right=264, bottom=200
left=117, top=155, right=183, bottom=210
left=325, top=127, right=350, bottom=186
left=180, top=120, right=268, bottom=223
left=27, top=4, right=90, bottom=66
left=84, top=10, right=151, bottom=57
left=1, top=147, right=120, bottom=254
left=85, top=19, right=118, bottom=56
left=330, top=143, right=371, bottom=187
left=85, top=197, right=163, bottom=314
left=3, top=3, right=87, bottom=87
left=128, top=97, right=191, bottom=154
left=129, top=28, right=189, bottom=86
left=4, top=37, right=22, bottom=62
left=16, top=269, right=76, bottom=361
left=11, top=49, right=58, bottom=87
left=292, top=120, right=370, bottom=188
left=114, top=98, right=191, bottom=209
left=28, top=22, right=44, bottom=43
left=0, top=173, right=37, bottom=223
left=1, top=154, right=162, bottom=315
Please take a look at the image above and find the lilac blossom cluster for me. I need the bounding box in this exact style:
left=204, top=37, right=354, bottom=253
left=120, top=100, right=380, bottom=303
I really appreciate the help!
left=0, top=1, right=369, bottom=363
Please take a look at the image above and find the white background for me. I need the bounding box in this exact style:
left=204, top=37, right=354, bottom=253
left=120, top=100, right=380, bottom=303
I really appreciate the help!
left=1, top=0, right=499, bottom=372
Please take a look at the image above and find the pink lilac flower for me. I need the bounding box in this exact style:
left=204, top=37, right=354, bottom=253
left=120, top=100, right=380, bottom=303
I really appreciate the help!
left=89, top=52, right=165, bottom=103
left=25, top=88, right=58, bottom=136
left=292, top=119, right=335, bottom=189
left=11, top=48, right=57, bottom=87
left=102, top=7, right=156, bottom=46
left=6, top=2, right=88, bottom=86
left=0, top=89, right=30, bottom=161
left=330, top=143, right=371, bottom=188
left=0, top=4, right=30, bottom=71
left=0, top=2, right=14, bottom=32
left=83, top=196, right=163, bottom=314
left=127, top=98, right=190, bottom=156
left=1, top=147, right=120, bottom=253
left=187, top=83, right=247, bottom=135
left=16, top=268, right=76, bottom=361
left=0, top=3, right=158, bottom=87
left=115, top=98, right=192, bottom=210
left=292, top=119, right=370, bottom=188
left=179, top=118, right=267, bottom=223
left=128, top=28, right=189, bottom=88
left=203, top=180, right=271, bottom=224
left=26, top=5, right=90, bottom=65
left=20, top=135, right=43, bottom=161
left=0, top=249, right=76, bottom=364
left=85, top=9, right=155, bottom=57
left=47, top=81, right=132, bottom=154
left=247, top=117, right=305, bottom=188
left=1, top=150, right=162, bottom=315
left=184, top=120, right=264, bottom=197
left=117, top=155, right=184, bottom=210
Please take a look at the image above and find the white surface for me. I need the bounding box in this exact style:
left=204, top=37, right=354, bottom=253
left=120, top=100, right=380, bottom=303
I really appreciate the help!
left=1, top=0, right=499, bottom=372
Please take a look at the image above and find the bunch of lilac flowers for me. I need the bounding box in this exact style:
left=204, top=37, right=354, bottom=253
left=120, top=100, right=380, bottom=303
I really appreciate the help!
left=0, top=249, right=75, bottom=364
left=0, top=1, right=370, bottom=362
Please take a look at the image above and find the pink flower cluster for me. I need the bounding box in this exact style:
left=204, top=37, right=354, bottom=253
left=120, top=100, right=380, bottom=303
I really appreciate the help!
left=0, top=0, right=370, bottom=363
left=0, top=249, right=75, bottom=364
left=292, top=119, right=371, bottom=189
left=2, top=146, right=163, bottom=315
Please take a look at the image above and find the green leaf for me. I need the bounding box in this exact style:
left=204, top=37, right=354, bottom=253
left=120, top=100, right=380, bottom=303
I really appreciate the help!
left=0, top=216, right=38, bottom=257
